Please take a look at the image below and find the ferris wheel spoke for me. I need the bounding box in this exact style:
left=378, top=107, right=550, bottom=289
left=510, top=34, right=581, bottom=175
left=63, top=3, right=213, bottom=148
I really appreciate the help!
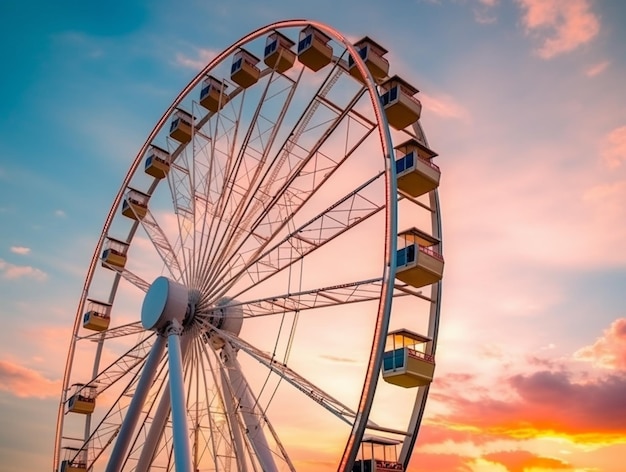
left=67, top=333, right=155, bottom=404
left=217, top=278, right=385, bottom=318
left=211, top=327, right=358, bottom=428
left=194, top=67, right=314, bottom=288
left=137, top=209, right=184, bottom=282
left=194, top=71, right=304, bottom=291
left=101, top=262, right=151, bottom=292
left=197, top=64, right=350, bottom=292
left=76, top=321, right=144, bottom=341
left=201, top=73, right=372, bottom=297
left=166, top=152, right=196, bottom=288
left=204, top=170, right=385, bottom=304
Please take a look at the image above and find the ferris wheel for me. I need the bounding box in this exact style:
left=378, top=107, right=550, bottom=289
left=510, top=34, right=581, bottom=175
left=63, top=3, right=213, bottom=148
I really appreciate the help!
left=54, top=19, right=444, bottom=472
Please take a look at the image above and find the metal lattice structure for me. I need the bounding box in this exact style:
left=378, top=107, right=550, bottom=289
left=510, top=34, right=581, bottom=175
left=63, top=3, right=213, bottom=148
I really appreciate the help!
left=54, top=19, right=443, bottom=472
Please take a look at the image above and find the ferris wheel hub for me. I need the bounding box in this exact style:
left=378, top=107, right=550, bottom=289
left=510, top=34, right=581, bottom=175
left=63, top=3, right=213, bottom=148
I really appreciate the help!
left=141, top=276, right=189, bottom=331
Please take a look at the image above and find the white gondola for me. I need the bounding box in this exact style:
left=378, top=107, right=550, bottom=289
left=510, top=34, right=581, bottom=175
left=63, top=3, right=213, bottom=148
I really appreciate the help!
left=66, top=384, right=96, bottom=415
left=101, top=237, right=129, bottom=269
left=297, top=25, right=332, bottom=71
left=231, top=49, right=261, bottom=89
left=395, top=227, right=443, bottom=288
left=352, top=436, right=404, bottom=472
left=121, top=188, right=149, bottom=221
left=144, top=145, right=171, bottom=179
left=395, top=138, right=440, bottom=197
left=169, top=109, right=194, bottom=143
left=264, top=31, right=296, bottom=73
left=59, top=447, right=87, bottom=472
left=379, top=76, right=422, bottom=130
left=348, top=36, right=390, bottom=84
left=82, top=299, right=111, bottom=332
left=199, top=75, right=229, bottom=113
left=382, top=329, right=434, bottom=388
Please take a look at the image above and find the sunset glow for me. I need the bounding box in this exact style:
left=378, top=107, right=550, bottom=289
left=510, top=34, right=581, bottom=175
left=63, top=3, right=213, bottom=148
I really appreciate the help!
left=1, top=1, right=626, bottom=471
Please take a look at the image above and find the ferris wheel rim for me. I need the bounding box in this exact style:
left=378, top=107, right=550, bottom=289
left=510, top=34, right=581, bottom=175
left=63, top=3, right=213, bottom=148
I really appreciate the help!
left=52, top=19, right=444, bottom=472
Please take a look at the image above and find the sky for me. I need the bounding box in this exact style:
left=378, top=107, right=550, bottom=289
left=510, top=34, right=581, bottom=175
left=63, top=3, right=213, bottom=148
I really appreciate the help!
left=1, top=0, right=626, bottom=471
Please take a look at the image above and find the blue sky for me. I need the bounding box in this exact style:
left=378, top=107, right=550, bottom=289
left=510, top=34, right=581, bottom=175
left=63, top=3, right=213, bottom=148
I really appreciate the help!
left=2, top=1, right=626, bottom=471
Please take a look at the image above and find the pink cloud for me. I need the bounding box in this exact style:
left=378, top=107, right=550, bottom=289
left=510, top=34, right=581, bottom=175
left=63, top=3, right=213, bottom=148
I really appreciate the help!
left=0, top=258, right=46, bottom=280
left=585, top=60, right=610, bottom=77
left=10, top=246, right=30, bottom=255
left=0, top=360, right=60, bottom=398
left=574, top=318, right=626, bottom=370
left=175, top=47, right=219, bottom=70
left=516, top=0, right=600, bottom=58
left=431, top=369, right=626, bottom=442
left=420, top=92, right=470, bottom=121
left=600, top=125, right=626, bottom=169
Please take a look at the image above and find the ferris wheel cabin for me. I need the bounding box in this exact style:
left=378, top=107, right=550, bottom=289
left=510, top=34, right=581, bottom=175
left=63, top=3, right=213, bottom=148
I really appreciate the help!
left=66, top=383, right=97, bottom=415
left=82, top=299, right=111, bottom=332
left=379, top=76, right=422, bottom=130
left=59, top=447, right=87, bottom=472
left=144, top=145, right=171, bottom=179
left=121, top=188, right=149, bottom=221
left=169, top=109, right=194, bottom=143
left=382, top=329, right=434, bottom=388
left=348, top=36, right=390, bottom=84
left=395, top=138, right=440, bottom=197
left=264, top=31, right=296, bottom=73
left=231, top=49, right=261, bottom=89
left=352, top=436, right=404, bottom=472
left=199, top=75, right=229, bottom=113
left=101, top=237, right=129, bottom=269
left=395, top=228, right=443, bottom=289
left=297, top=25, right=333, bottom=71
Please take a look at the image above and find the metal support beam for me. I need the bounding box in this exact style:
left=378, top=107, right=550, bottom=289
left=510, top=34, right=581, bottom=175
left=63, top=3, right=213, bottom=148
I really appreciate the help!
left=167, top=321, right=193, bottom=472
left=106, top=335, right=166, bottom=472
left=223, top=344, right=278, bottom=472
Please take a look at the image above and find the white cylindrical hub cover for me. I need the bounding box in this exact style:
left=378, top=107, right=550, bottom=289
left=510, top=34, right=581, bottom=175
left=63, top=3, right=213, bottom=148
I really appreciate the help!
left=141, top=276, right=188, bottom=330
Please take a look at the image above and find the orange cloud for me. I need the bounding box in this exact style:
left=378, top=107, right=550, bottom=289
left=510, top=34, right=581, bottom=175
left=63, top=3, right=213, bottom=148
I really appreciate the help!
left=516, top=0, right=600, bottom=59
left=600, top=125, right=626, bottom=169
left=430, top=370, right=626, bottom=445
left=574, top=318, right=626, bottom=370
left=0, top=360, right=60, bottom=398
left=484, top=450, right=572, bottom=471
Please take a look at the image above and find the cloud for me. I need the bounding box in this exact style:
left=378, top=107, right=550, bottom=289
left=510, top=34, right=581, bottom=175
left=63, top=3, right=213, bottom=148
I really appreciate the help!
left=175, top=47, right=219, bottom=71
left=585, top=60, right=610, bottom=77
left=431, top=369, right=626, bottom=444
left=0, top=259, right=47, bottom=280
left=484, top=450, right=573, bottom=472
left=420, top=92, right=470, bottom=121
left=54, top=209, right=67, bottom=218
left=600, top=125, right=626, bottom=169
left=516, top=0, right=600, bottom=59
left=0, top=360, right=60, bottom=398
left=10, top=246, right=31, bottom=255
left=574, top=318, right=626, bottom=370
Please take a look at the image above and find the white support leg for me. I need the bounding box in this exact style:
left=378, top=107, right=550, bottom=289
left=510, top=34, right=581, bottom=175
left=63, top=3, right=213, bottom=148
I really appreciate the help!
left=167, top=320, right=193, bottom=472
left=106, top=335, right=166, bottom=472
left=135, top=334, right=192, bottom=472
left=220, top=366, right=249, bottom=472
left=223, top=345, right=278, bottom=472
